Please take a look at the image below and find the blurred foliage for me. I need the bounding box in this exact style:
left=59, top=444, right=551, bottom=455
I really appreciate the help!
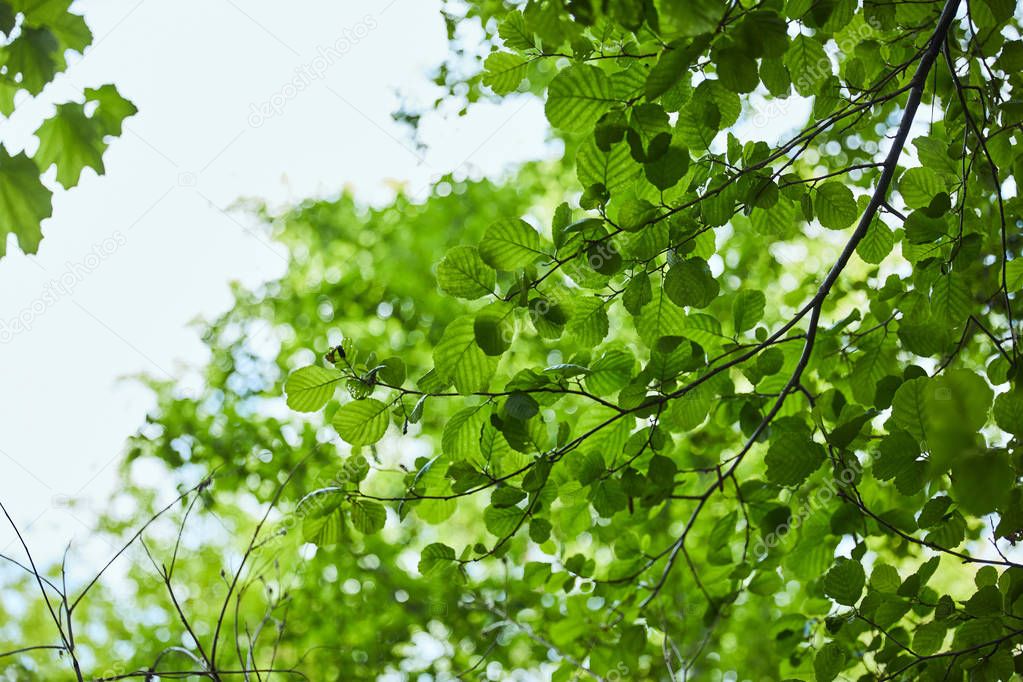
left=5, top=0, right=1023, bottom=680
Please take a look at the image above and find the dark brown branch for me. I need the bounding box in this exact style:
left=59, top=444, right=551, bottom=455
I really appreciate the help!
left=632, top=0, right=965, bottom=605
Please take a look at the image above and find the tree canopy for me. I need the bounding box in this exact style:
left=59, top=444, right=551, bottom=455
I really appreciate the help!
left=3, top=0, right=1023, bottom=680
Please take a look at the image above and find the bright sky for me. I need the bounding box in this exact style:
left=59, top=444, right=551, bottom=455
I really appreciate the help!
left=0, top=0, right=551, bottom=562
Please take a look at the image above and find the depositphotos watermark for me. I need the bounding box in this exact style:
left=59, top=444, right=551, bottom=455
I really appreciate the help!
left=248, top=15, right=379, bottom=128
left=0, top=232, right=127, bottom=344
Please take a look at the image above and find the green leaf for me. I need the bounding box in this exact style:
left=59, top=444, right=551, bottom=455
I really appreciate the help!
left=408, top=394, right=427, bottom=424
left=529, top=517, right=552, bottom=543
left=750, top=198, right=798, bottom=236
left=0, top=147, right=52, bottom=257
left=590, top=479, right=627, bottom=517
left=993, top=390, right=1023, bottom=436
left=951, top=450, right=1012, bottom=515
left=737, top=10, right=789, bottom=57
left=45, top=9, right=91, bottom=55
left=814, top=182, right=857, bottom=229
left=4, top=79, right=133, bottom=257
left=545, top=64, right=617, bottom=132
left=285, top=366, right=342, bottom=412
left=473, top=305, right=514, bottom=356
left=566, top=296, right=609, bottom=346
left=376, top=357, right=406, bottom=386
left=636, top=286, right=687, bottom=345
left=664, top=258, right=719, bottom=309
left=899, top=167, right=944, bottom=209
left=1005, top=258, right=1023, bottom=291
left=585, top=350, right=634, bottom=396
left=418, top=542, right=456, bottom=577
left=926, top=370, right=993, bottom=466
left=434, top=316, right=494, bottom=394
left=478, top=218, right=547, bottom=270
left=442, top=405, right=488, bottom=461
left=963, top=584, right=1003, bottom=617
left=914, top=136, right=958, bottom=175
left=617, top=198, right=658, bottom=231
left=623, top=269, right=652, bottom=314
left=974, top=566, right=998, bottom=588
left=655, top=0, right=725, bottom=37
left=930, top=274, right=970, bottom=324
left=824, top=557, right=866, bottom=606
left=644, top=145, right=689, bottom=190
left=350, top=499, right=386, bottom=534
left=527, top=295, right=568, bottom=339
left=0, top=3, right=16, bottom=35
left=32, top=103, right=105, bottom=188
left=437, top=245, right=496, bottom=299
left=0, top=79, right=17, bottom=117
left=873, top=597, right=912, bottom=628
left=715, top=47, right=759, bottom=93
left=482, top=51, right=528, bottom=95
left=498, top=11, right=534, bottom=50
left=912, top=621, right=946, bottom=656
left=758, top=56, right=790, bottom=95
left=611, top=63, right=650, bottom=100
left=813, top=642, right=847, bottom=682
left=645, top=41, right=692, bottom=100
left=569, top=450, right=605, bottom=485
left=15, top=0, right=82, bottom=25
left=732, top=290, right=766, bottom=333
left=870, top=564, right=901, bottom=593
left=84, top=84, right=137, bottom=137
left=904, top=210, right=946, bottom=244
left=577, top=138, right=643, bottom=193
left=890, top=377, right=930, bottom=443
left=484, top=504, right=522, bottom=537
left=918, top=496, right=953, bottom=529
left=297, top=488, right=346, bottom=546
left=873, top=430, right=919, bottom=481
left=680, top=313, right=727, bottom=350
left=764, top=426, right=825, bottom=486
left=505, top=392, right=539, bottom=420
left=675, top=98, right=720, bottom=151
left=1, top=27, right=58, bottom=95
left=784, top=35, right=830, bottom=96
left=332, top=398, right=391, bottom=446
left=856, top=220, right=894, bottom=264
